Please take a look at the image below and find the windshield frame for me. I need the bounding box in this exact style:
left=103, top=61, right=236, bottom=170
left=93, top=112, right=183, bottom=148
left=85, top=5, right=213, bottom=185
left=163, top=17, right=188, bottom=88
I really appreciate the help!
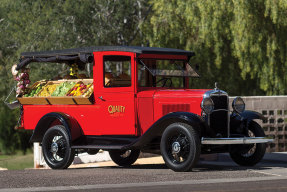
left=138, top=59, right=200, bottom=78
left=137, top=58, right=200, bottom=89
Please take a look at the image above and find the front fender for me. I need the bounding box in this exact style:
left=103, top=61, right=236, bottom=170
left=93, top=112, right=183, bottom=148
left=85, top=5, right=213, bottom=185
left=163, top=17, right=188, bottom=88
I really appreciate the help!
left=132, top=112, right=207, bottom=147
left=30, top=112, right=82, bottom=143
left=239, top=110, right=267, bottom=122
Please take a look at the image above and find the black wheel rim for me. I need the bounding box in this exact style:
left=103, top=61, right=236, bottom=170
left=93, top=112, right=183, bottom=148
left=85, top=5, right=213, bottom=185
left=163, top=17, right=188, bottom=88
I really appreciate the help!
left=166, top=131, right=190, bottom=164
left=45, top=131, right=67, bottom=163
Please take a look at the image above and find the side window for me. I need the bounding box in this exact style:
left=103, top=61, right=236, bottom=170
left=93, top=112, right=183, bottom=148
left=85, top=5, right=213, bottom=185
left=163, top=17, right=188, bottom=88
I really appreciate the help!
left=104, top=55, right=131, bottom=87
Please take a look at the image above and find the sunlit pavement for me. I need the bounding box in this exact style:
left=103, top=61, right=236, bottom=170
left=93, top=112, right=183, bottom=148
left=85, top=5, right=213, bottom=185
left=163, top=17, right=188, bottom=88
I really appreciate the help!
left=0, top=152, right=287, bottom=192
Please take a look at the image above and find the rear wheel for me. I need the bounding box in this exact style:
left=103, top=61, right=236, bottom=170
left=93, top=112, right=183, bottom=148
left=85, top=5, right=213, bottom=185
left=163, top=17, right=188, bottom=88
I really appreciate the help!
left=42, top=125, right=75, bottom=169
left=160, top=123, right=200, bottom=172
left=229, top=121, right=266, bottom=166
left=109, top=149, right=140, bottom=166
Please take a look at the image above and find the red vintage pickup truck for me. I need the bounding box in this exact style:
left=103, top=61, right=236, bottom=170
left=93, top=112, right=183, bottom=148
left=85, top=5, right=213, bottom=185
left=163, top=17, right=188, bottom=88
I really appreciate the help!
left=10, top=46, right=272, bottom=172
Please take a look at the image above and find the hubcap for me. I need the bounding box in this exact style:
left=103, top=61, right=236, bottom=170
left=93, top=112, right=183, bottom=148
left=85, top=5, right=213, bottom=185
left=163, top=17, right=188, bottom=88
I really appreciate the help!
left=172, top=142, right=181, bottom=154
left=51, top=142, right=58, bottom=153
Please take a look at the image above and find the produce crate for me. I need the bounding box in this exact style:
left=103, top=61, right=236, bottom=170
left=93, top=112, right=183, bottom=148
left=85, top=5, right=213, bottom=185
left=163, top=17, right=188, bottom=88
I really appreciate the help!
left=73, top=94, right=94, bottom=105
left=45, top=81, right=76, bottom=105
left=67, top=79, right=94, bottom=105
left=47, top=96, right=76, bottom=105
left=18, top=79, right=94, bottom=105
left=17, top=97, right=49, bottom=105
left=17, top=81, right=49, bottom=105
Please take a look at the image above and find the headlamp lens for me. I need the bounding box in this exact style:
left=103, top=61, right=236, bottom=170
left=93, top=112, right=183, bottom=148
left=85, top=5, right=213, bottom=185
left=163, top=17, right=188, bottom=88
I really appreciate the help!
left=232, top=97, right=245, bottom=113
left=201, top=98, right=214, bottom=114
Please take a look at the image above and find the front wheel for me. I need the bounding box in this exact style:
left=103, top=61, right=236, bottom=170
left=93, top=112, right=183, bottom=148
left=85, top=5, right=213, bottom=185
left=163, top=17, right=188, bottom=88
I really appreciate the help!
left=42, top=125, right=75, bottom=169
left=160, top=123, right=200, bottom=172
left=109, top=149, right=140, bottom=166
left=229, top=121, right=266, bottom=166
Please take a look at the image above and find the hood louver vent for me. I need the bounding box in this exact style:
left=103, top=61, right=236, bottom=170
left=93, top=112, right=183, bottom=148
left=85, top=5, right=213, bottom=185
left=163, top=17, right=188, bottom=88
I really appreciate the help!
left=162, top=104, right=190, bottom=116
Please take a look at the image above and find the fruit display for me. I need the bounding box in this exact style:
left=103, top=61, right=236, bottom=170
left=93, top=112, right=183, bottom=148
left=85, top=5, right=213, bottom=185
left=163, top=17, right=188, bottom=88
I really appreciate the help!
left=23, top=83, right=46, bottom=97
left=82, top=84, right=94, bottom=97
left=66, top=82, right=92, bottom=97
left=18, top=79, right=94, bottom=105
left=38, top=84, right=58, bottom=97
left=51, top=82, right=76, bottom=97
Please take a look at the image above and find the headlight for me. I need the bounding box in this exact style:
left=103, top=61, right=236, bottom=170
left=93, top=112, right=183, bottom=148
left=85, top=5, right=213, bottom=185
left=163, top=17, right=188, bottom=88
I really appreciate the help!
left=232, top=97, right=245, bottom=113
left=201, top=98, right=214, bottom=114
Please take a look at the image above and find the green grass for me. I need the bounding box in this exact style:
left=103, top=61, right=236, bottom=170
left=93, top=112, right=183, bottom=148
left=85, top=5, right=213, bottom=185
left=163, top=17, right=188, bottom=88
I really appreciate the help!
left=0, top=151, right=34, bottom=170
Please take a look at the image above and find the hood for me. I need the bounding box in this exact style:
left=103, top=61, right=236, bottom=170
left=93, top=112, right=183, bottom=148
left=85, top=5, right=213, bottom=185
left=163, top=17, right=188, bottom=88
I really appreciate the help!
left=137, top=88, right=213, bottom=122
left=151, top=89, right=212, bottom=118
left=153, top=89, right=211, bottom=98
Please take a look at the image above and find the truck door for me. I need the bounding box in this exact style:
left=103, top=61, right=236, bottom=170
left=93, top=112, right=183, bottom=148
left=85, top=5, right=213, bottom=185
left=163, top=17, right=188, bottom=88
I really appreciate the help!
left=93, top=52, right=136, bottom=135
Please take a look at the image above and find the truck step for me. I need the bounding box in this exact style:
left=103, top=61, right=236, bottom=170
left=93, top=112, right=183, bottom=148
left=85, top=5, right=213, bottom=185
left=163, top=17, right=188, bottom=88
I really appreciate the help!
left=71, top=145, right=127, bottom=150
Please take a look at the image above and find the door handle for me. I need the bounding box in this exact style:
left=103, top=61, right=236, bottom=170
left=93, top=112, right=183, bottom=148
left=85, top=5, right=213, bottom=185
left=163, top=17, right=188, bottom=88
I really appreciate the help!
left=98, top=96, right=105, bottom=101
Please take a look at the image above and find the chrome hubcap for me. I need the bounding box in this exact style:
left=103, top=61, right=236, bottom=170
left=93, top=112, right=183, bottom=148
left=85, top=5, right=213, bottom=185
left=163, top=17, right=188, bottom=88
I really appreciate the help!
left=172, top=142, right=181, bottom=154
left=51, top=142, right=58, bottom=153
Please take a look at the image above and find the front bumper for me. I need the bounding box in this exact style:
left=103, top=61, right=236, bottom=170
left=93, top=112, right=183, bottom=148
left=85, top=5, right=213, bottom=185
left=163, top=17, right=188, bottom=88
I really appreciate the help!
left=201, top=137, right=274, bottom=145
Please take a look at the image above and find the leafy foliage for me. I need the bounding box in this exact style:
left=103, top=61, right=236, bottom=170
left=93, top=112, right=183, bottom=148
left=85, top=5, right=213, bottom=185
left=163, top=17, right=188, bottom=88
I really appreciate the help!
left=0, top=0, right=150, bottom=154
left=0, top=0, right=286, bottom=154
left=146, top=0, right=287, bottom=95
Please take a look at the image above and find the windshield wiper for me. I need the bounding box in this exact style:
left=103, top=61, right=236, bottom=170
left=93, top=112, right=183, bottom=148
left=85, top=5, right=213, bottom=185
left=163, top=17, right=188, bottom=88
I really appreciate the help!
left=138, top=59, right=156, bottom=76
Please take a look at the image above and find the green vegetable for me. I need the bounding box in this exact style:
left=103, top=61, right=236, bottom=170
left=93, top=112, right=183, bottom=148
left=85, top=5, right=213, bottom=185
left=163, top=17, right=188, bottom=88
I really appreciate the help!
left=51, top=82, right=76, bottom=96
left=25, top=83, right=45, bottom=97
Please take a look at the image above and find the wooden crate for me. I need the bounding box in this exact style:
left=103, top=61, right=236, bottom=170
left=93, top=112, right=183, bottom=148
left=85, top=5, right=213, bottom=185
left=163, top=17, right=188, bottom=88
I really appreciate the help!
left=66, top=79, right=94, bottom=105
left=37, top=81, right=61, bottom=96
left=18, top=79, right=94, bottom=105
left=17, top=81, right=48, bottom=105
left=17, top=97, right=49, bottom=105
left=46, top=81, right=77, bottom=105
left=47, top=96, right=76, bottom=105
left=73, top=94, right=94, bottom=105
left=73, top=80, right=94, bottom=105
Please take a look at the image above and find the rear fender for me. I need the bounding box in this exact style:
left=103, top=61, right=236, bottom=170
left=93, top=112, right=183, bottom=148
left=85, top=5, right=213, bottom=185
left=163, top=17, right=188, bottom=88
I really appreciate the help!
left=29, top=112, right=82, bottom=143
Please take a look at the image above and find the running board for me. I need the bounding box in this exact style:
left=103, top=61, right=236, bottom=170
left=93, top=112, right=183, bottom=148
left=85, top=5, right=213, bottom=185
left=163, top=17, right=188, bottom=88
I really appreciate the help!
left=71, top=145, right=126, bottom=150
left=201, top=137, right=274, bottom=145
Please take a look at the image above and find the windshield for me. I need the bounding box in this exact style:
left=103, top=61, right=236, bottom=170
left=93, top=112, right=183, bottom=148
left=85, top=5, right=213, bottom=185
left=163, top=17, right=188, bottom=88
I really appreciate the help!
left=138, top=59, right=199, bottom=88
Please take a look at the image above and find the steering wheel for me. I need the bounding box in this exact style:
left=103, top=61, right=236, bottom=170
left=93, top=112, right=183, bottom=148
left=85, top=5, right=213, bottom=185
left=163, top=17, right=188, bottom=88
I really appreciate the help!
left=156, top=77, right=173, bottom=87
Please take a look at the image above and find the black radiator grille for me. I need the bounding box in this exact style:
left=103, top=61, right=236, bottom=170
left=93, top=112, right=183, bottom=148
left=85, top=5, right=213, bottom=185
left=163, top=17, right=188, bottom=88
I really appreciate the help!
left=210, top=95, right=228, bottom=137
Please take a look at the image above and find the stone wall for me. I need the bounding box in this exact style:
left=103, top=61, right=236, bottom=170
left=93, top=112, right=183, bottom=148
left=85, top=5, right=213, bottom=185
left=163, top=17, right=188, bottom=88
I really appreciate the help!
left=231, top=96, right=287, bottom=152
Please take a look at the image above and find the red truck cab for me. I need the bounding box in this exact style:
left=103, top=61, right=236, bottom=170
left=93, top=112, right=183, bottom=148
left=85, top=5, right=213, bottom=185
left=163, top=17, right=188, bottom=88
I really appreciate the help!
left=12, top=46, right=273, bottom=172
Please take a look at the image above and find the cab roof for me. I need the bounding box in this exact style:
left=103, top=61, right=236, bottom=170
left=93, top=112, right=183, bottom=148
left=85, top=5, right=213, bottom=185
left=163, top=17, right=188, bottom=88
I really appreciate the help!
left=21, top=46, right=195, bottom=57
left=17, top=46, right=195, bottom=70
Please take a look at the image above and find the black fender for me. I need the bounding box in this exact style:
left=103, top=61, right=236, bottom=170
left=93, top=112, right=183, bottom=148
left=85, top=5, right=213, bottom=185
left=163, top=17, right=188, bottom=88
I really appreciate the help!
left=29, top=112, right=82, bottom=143
left=131, top=112, right=207, bottom=148
left=230, top=110, right=266, bottom=135
left=239, top=110, right=266, bottom=122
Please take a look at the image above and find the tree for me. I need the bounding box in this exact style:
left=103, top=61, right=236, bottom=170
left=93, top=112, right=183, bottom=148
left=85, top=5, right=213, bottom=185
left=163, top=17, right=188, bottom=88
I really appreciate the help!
left=0, top=0, right=150, bottom=154
left=145, top=0, right=287, bottom=95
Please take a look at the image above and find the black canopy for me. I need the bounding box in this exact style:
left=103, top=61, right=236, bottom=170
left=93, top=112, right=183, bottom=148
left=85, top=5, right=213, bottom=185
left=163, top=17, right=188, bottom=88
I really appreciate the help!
left=16, top=46, right=195, bottom=71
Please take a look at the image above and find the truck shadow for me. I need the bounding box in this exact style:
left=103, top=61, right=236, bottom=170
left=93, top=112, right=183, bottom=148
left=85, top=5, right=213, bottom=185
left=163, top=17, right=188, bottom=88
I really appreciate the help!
left=196, top=152, right=287, bottom=172
left=73, top=153, right=287, bottom=171
left=74, top=161, right=287, bottom=172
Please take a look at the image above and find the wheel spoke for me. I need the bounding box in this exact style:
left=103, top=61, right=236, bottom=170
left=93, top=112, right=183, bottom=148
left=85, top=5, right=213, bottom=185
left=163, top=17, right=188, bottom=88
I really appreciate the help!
left=173, top=153, right=180, bottom=163
left=241, top=129, right=257, bottom=157
left=167, top=131, right=191, bottom=164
